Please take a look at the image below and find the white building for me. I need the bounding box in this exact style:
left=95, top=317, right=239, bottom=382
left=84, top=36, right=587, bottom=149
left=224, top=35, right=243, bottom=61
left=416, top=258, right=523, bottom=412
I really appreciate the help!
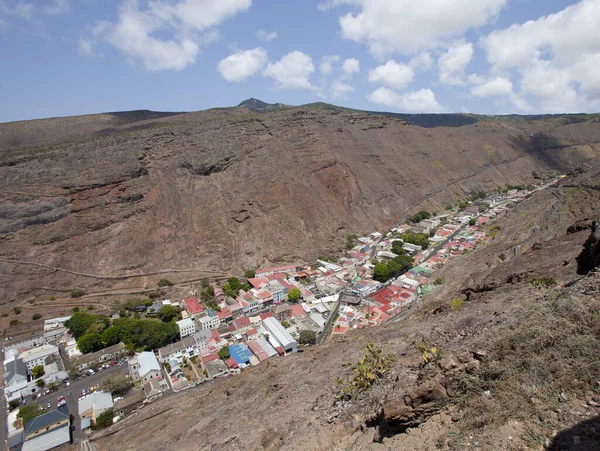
left=402, top=243, right=422, bottom=255
left=79, top=391, right=114, bottom=430
left=262, top=317, right=298, bottom=353
left=269, top=280, right=288, bottom=304
left=192, top=330, right=212, bottom=356
left=157, top=336, right=197, bottom=363
left=129, top=351, right=162, bottom=383
left=19, top=344, right=59, bottom=370
left=196, top=314, right=220, bottom=331
left=43, top=316, right=71, bottom=332
left=177, top=318, right=196, bottom=338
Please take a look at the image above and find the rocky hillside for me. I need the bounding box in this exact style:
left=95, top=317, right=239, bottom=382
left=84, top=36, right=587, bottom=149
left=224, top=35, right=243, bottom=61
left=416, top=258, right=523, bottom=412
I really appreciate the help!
left=90, top=157, right=600, bottom=450
left=1, top=104, right=600, bottom=321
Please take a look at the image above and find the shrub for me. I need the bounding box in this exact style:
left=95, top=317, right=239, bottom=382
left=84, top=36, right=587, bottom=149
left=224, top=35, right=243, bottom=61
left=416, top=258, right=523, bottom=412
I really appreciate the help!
left=434, top=278, right=443, bottom=285
left=32, top=313, right=42, bottom=320
left=18, top=404, right=44, bottom=424
left=281, top=320, right=291, bottom=328
left=27, top=299, right=35, bottom=304
left=531, top=277, right=556, bottom=288
left=32, top=365, right=45, bottom=379
left=218, top=347, right=230, bottom=361
left=469, top=218, right=477, bottom=226
left=9, top=320, right=19, bottom=326
left=13, top=307, right=21, bottom=315
left=450, top=298, right=465, bottom=310
left=72, top=306, right=80, bottom=313
left=244, top=270, right=256, bottom=279
left=334, top=343, right=395, bottom=399
left=157, top=278, right=174, bottom=287
left=8, top=399, right=20, bottom=411
left=87, top=305, right=95, bottom=310
left=412, top=339, right=442, bottom=365
left=298, top=330, right=317, bottom=346
left=408, top=210, right=431, bottom=223
left=49, top=296, right=56, bottom=301
left=93, top=408, right=114, bottom=430
left=70, top=289, right=85, bottom=298
left=36, top=379, right=44, bottom=387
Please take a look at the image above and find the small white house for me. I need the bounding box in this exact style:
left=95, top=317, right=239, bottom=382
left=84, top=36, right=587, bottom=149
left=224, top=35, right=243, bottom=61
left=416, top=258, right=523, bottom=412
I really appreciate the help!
left=177, top=318, right=196, bottom=338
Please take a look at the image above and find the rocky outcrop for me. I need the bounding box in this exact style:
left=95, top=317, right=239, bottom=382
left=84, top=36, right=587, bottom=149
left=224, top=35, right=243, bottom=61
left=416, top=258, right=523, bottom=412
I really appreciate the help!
left=577, top=219, right=600, bottom=274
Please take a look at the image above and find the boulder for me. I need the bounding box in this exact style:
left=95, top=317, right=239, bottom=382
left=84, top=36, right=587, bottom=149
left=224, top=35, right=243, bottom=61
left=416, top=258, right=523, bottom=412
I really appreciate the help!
left=577, top=219, right=600, bottom=274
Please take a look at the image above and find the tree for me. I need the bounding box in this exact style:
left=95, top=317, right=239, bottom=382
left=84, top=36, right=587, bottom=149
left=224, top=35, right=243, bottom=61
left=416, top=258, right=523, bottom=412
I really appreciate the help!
left=32, top=313, right=42, bottom=320
left=408, top=210, right=431, bottom=223
left=469, top=218, right=477, bottom=226
left=77, top=333, right=104, bottom=354
left=434, top=278, right=443, bottom=285
left=281, top=320, right=291, bottom=328
left=346, top=234, right=358, bottom=250
left=101, top=326, right=121, bottom=347
left=157, top=278, right=174, bottom=287
left=391, top=240, right=406, bottom=255
left=288, top=288, right=301, bottom=302
left=70, top=288, right=86, bottom=298
left=36, top=379, right=45, bottom=388
left=93, top=408, right=114, bottom=429
left=373, top=262, right=390, bottom=282
left=244, top=270, right=256, bottom=279
left=218, top=346, right=230, bottom=361
left=201, top=279, right=209, bottom=288
left=9, top=320, right=19, bottom=326
left=13, top=307, right=21, bottom=315
left=102, top=373, right=132, bottom=396
left=157, top=305, right=179, bottom=323
left=64, top=312, right=110, bottom=339
left=32, top=365, right=45, bottom=379
left=18, top=404, right=44, bottom=424
left=8, top=399, right=20, bottom=411
left=298, top=330, right=317, bottom=346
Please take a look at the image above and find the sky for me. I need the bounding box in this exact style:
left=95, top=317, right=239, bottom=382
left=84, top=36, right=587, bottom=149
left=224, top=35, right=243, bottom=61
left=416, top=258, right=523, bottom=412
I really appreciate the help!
left=1, top=0, right=599, bottom=122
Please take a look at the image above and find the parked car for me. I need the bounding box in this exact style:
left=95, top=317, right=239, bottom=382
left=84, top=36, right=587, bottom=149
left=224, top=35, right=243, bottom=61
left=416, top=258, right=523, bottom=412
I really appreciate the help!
left=46, top=402, right=51, bottom=409
left=68, top=391, right=71, bottom=397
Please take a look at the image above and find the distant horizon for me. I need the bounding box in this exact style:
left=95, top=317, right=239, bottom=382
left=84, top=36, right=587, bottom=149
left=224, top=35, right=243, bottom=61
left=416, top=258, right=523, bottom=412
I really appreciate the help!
left=1, top=97, right=599, bottom=125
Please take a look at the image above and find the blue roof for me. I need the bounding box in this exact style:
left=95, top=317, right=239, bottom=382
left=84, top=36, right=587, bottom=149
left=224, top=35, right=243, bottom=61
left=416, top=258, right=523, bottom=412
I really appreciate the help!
left=229, top=343, right=252, bottom=365
left=206, top=308, right=217, bottom=318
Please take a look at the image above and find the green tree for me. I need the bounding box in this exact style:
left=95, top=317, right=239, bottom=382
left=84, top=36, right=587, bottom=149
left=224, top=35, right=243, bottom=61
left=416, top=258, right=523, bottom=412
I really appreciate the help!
left=201, top=279, right=209, bottom=288
left=298, top=330, right=317, bottom=345
left=288, top=287, right=301, bottom=302
left=31, top=365, right=45, bottom=379
left=72, top=307, right=80, bottom=313
left=8, top=399, right=20, bottom=411
left=64, top=312, right=110, bottom=339
left=102, top=373, right=132, bottom=396
left=13, top=307, right=21, bottom=315
left=77, top=333, right=103, bottom=353
left=49, top=296, right=56, bottom=301
left=218, top=346, right=230, bottom=361
left=70, top=288, right=86, bottom=298
left=18, top=404, right=44, bottom=424
left=244, top=270, right=256, bottom=279
left=133, top=311, right=141, bottom=319
left=101, top=326, right=121, bottom=347
left=391, top=240, right=406, bottom=255
left=408, top=210, right=431, bottom=223
left=93, top=408, right=114, bottom=429
left=469, top=218, right=477, bottom=226
left=36, top=379, right=45, bottom=388
left=373, top=262, right=390, bottom=282
left=157, top=305, right=179, bottom=323
left=281, top=320, right=291, bottom=328
left=157, top=278, right=174, bottom=287
left=346, top=234, right=358, bottom=250
left=9, top=320, right=19, bottom=326
left=32, top=313, right=42, bottom=320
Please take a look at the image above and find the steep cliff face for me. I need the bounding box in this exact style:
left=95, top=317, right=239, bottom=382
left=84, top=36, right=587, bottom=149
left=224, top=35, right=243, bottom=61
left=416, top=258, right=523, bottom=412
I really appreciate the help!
left=1, top=107, right=600, bottom=306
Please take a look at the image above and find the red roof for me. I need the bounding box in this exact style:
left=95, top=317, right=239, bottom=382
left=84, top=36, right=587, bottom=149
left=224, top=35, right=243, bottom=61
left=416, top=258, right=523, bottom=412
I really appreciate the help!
left=266, top=273, right=287, bottom=281
left=246, top=327, right=258, bottom=336
left=216, top=307, right=232, bottom=320
left=247, top=340, right=268, bottom=361
left=233, top=316, right=251, bottom=330
left=225, top=358, right=239, bottom=369
left=280, top=281, right=296, bottom=292
left=184, top=298, right=203, bottom=315
left=259, top=312, right=274, bottom=320
left=290, top=304, right=306, bottom=317
left=437, top=229, right=452, bottom=237
left=202, top=353, right=219, bottom=363
left=248, top=277, right=269, bottom=289
left=275, top=346, right=284, bottom=356
left=211, top=330, right=220, bottom=340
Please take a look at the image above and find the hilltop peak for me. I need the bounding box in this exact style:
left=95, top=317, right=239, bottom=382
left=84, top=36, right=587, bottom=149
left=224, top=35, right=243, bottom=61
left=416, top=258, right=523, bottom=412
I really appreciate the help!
left=237, top=98, right=289, bottom=112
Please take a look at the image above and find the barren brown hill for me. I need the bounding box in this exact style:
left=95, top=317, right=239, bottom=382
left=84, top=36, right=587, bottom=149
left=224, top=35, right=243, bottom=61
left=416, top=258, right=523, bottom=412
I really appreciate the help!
left=1, top=104, right=600, bottom=332
left=89, top=156, right=600, bottom=450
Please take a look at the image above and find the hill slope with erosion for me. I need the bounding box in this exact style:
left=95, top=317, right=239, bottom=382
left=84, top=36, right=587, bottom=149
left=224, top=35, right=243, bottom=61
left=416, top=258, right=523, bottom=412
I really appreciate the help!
left=90, top=157, right=600, bottom=450
left=1, top=105, right=600, bottom=328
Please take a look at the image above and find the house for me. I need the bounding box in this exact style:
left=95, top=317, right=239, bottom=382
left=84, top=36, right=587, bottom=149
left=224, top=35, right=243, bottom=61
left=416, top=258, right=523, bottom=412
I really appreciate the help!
left=228, top=343, right=253, bottom=366
left=203, top=357, right=229, bottom=379
left=192, top=330, right=213, bottom=356
left=143, top=379, right=166, bottom=402
left=196, top=309, right=220, bottom=331
left=402, top=243, right=422, bottom=255
left=42, top=327, right=66, bottom=345
left=157, top=336, right=197, bottom=363
left=255, top=264, right=296, bottom=277
left=114, top=390, right=146, bottom=416
left=21, top=406, right=70, bottom=451
left=213, top=287, right=225, bottom=300
left=274, top=302, right=291, bottom=321
left=177, top=318, right=196, bottom=338
left=43, top=316, right=71, bottom=332
left=216, top=307, right=233, bottom=324
left=79, top=391, right=113, bottom=430
left=262, top=317, right=298, bottom=353
left=3, top=356, right=28, bottom=396
left=269, top=280, right=288, bottom=304
left=231, top=316, right=251, bottom=334
left=72, top=342, right=126, bottom=371
left=129, top=352, right=162, bottom=383
left=182, top=297, right=204, bottom=318
left=225, top=358, right=241, bottom=374
left=290, top=304, right=307, bottom=318
left=19, top=344, right=59, bottom=371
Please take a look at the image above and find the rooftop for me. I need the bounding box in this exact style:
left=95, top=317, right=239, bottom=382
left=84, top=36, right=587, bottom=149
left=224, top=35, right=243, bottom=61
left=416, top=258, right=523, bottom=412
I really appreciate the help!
left=138, top=351, right=160, bottom=377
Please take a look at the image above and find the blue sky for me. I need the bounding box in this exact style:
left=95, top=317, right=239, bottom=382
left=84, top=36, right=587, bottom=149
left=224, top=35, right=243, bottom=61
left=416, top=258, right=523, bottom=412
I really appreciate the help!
left=1, top=0, right=599, bottom=122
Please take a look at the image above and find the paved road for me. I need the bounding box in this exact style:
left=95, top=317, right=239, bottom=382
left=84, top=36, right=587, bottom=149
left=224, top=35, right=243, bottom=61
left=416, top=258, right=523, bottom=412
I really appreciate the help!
left=17, top=364, right=128, bottom=444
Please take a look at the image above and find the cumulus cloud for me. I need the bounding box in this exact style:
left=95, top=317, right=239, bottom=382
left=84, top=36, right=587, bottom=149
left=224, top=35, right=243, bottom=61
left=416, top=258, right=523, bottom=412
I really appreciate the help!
left=330, top=80, right=354, bottom=99
left=368, top=60, right=414, bottom=90
left=438, top=40, right=473, bottom=85
left=264, top=50, right=316, bottom=90
left=78, top=37, right=97, bottom=57
left=217, top=47, right=268, bottom=82
left=409, top=52, right=433, bottom=72
left=256, top=29, right=277, bottom=41
left=342, top=58, right=360, bottom=77
left=319, top=55, right=340, bottom=74
left=325, top=0, right=506, bottom=57
left=368, top=87, right=444, bottom=112
left=481, top=0, right=600, bottom=112
left=83, top=0, right=251, bottom=71
left=470, top=76, right=513, bottom=97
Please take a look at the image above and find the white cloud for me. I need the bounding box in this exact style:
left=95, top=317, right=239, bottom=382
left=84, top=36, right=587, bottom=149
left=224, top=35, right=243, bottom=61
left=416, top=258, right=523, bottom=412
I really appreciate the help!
left=319, top=55, right=340, bottom=74
left=438, top=40, right=473, bottom=86
left=342, top=58, right=360, bottom=77
left=368, top=60, right=414, bottom=90
left=481, top=0, right=600, bottom=112
left=43, top=0, right=69, bottom=16
left=78, top=37, right=96, bottom=57
left=256, top=29, right=277, bottom=41
left=1, top=1, right=34, bottom=21
left=470, top=76, right=513, bottom=97
left=264, top=51, right=316, bottom=90
left=330, top=80, right=354, bottom=99
left=409, top=52, right=433, bottom=72
left=368, top=87, right=444, bottom=112
left=217, top=47, right=268, bottom=82
left=325, top=0, right=506, bottom=57
left=85, top=0, right=251, bottom=71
